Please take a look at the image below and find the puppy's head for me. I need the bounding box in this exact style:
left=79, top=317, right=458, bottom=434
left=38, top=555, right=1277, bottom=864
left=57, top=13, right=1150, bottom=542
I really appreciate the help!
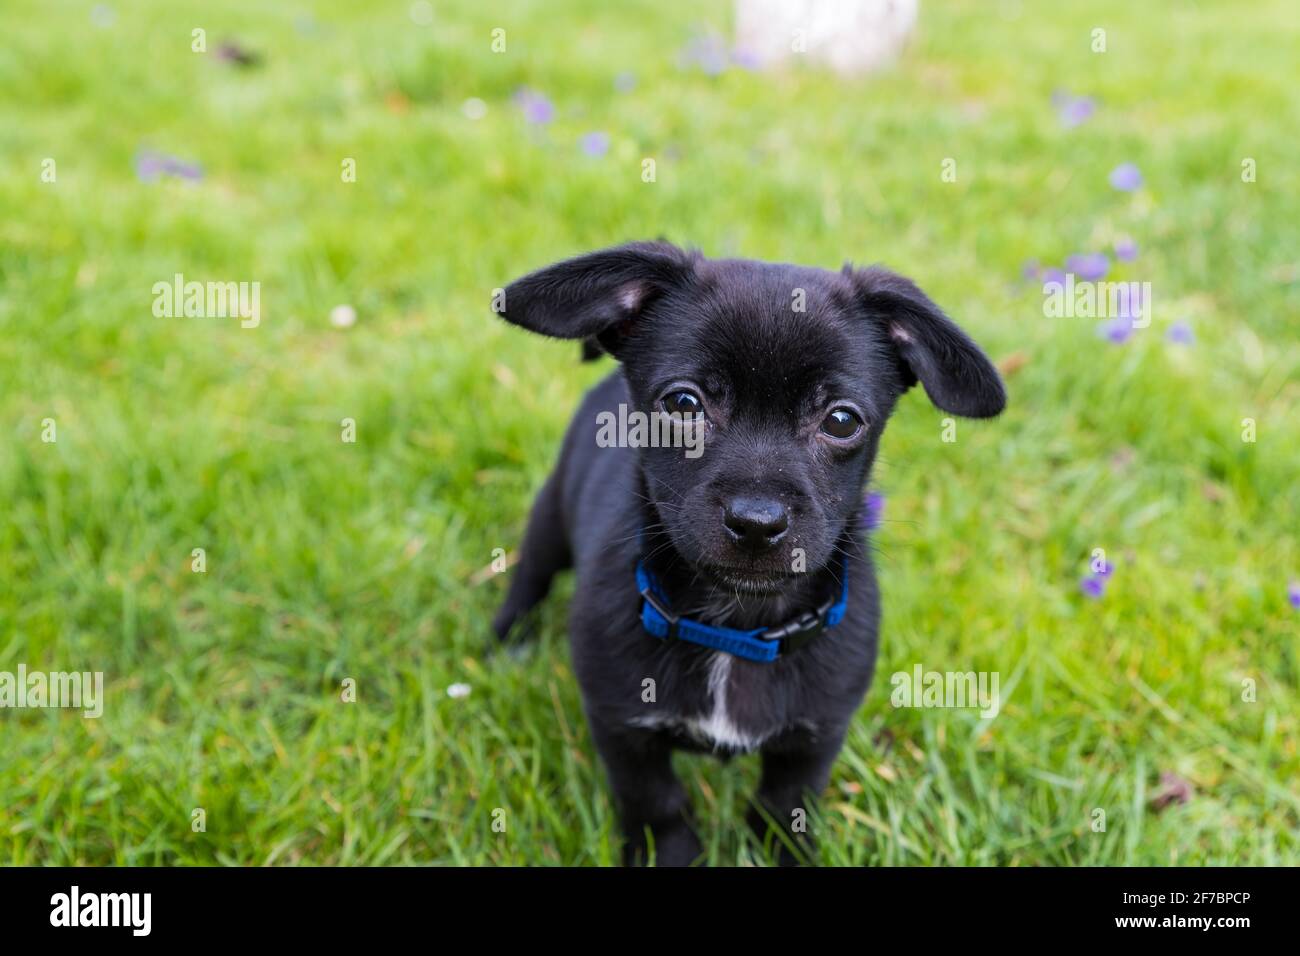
left=499, top=241, right=1004, bottom=594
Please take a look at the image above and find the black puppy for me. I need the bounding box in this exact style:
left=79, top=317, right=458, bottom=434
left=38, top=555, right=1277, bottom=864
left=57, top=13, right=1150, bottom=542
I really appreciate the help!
left=491, top=241, right=1004, bottom=865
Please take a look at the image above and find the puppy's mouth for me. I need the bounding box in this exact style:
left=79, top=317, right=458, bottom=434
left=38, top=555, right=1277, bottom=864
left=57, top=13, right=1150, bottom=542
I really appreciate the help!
left=698, top=564, right=798, bottom=595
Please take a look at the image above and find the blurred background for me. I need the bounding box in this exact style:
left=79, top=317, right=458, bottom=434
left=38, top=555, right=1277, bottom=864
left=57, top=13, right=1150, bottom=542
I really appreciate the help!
left=1, top=0, right=1297, bottom=865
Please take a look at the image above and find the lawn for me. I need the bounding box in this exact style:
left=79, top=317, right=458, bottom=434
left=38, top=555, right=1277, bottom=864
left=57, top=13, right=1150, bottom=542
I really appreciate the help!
left=1, top=0, right=1297, bottom=865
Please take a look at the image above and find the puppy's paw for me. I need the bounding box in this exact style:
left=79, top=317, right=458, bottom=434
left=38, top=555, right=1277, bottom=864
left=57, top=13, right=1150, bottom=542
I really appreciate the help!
left=490, top=602, right=538, bottom=646
left=746, top=805, right=816, bottom=867
left=623, top=820, right=704, bottom=867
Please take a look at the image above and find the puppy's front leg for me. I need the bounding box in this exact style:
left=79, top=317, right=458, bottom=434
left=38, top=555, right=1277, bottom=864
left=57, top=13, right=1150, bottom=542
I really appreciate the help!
left=590, top=725, right=702, bottom=867
left=748, top=734, right=845, bottom=866
left=491, top=474, right=570, bottom=644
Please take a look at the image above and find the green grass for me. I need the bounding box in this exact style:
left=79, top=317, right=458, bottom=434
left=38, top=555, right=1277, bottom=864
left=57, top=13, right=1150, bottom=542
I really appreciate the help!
left=1, top=0, right=1297, bottom=865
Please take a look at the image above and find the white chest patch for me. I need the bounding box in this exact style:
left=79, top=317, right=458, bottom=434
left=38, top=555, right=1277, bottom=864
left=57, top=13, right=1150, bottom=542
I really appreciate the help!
left=630, top=653, right=769, bottom=752
left=685, top=653, right=763, bottom=751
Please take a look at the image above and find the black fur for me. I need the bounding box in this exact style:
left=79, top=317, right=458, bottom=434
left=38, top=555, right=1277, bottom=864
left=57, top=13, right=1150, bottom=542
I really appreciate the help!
left=491, top=241, right=1005, bottom=865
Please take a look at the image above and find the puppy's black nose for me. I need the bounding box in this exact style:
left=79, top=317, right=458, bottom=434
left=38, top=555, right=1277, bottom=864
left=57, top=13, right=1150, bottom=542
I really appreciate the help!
left=722, top=497, right=789, bottom=551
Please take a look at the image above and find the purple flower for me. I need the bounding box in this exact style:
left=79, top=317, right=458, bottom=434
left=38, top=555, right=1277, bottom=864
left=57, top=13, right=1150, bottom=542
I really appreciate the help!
left=1058, top=95, right=1096, bottom=128
left=1109, top=163, right=1143, bottom=191
left=1114, top=237, right=1138, bottom=261
left=680, top=34, right=728, bottom=75
left=1289, top=582, right=1300, bottom=610
left=135, top=150, right=202, bottom=183
left=579, top=131, right=610, bottom=158
left=863, top=491, right=885, bottom=532
left=1066, top=252, right=1109, bottom=281
left=135, top=152, right=165, bottom=182
left=1098, top=316, right=1133, bottom=344
left=614, top=72, right=637, bottom=93
left=732, top=47, right=763, bottom=71
left=1092, top=559, right=1114, bottom=579
left=1080, top=576, right=1105, bottom=599
left=1041, top=266, right=1066, bottom=286
left=1166, top=321, right=1195, bottom=345
left=1021, top=259, right=1041, bottom=280
left=170, top=160, right=203, bottom=181
left=513, top=87, right=554, bottom=124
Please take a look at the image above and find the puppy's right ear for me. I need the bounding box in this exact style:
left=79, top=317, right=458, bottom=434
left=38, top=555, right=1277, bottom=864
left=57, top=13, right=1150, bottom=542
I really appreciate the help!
left=496, top=241, right=696, bottom=353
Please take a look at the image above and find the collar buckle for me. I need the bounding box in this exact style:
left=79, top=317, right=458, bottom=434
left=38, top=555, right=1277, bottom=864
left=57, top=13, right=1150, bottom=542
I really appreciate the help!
left=639, top=584, right=680, bottom=640
left=762, top=603, right=830, bottom=655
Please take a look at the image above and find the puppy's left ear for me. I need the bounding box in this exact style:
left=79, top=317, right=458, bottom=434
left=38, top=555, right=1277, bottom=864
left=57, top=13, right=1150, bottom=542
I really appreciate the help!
left=849, top=266, right=1006, bottom=418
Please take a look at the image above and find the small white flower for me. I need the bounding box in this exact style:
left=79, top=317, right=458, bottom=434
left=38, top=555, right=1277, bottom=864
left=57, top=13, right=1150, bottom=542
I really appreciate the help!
left=409, top=1, right=434, bottom=27
left=462, top=98, right=488, bottom=120
left=446, top=683, right=472, bottom=699
left=330, top=304, right=356, bottom=328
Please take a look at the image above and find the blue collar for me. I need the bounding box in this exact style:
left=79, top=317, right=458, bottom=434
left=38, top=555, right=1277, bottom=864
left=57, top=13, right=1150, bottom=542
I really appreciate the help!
left=635, top=557, right=849, bottom=664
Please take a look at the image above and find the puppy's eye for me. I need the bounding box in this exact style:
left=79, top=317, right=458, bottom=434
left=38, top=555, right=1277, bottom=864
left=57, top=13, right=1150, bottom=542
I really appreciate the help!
left=820, top=408, right=863, bottom=440
left=661, top=390, right=704, bottom=418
